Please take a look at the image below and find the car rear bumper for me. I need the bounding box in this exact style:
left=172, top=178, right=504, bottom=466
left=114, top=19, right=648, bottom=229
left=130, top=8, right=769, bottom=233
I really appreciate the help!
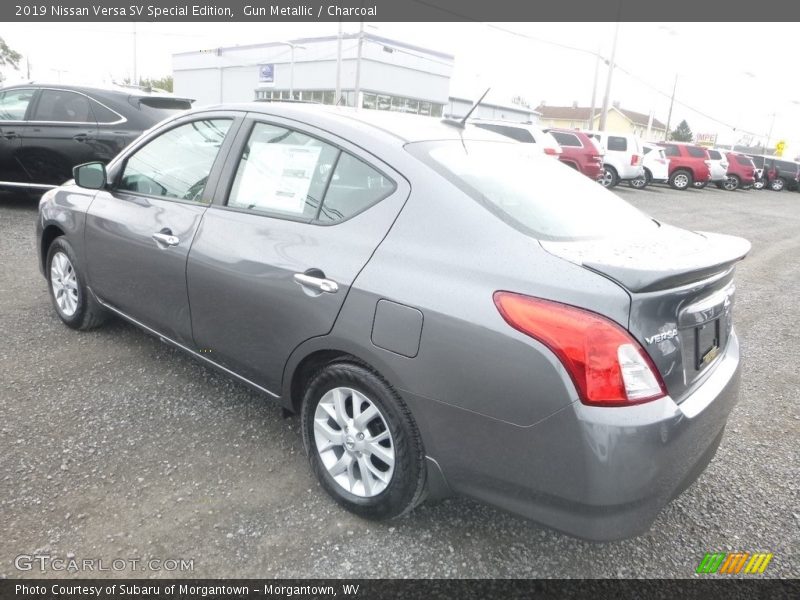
left=414, top=331, right=741, bottom=541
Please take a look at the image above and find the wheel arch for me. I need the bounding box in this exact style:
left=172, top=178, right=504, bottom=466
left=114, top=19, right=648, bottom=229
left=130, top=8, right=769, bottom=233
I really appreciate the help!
left=40, top=223, right=65, bottom=272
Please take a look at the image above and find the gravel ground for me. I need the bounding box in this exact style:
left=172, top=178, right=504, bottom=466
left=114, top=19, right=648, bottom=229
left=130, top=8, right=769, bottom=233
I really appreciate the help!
left=0, top=183, right=798, bottom=579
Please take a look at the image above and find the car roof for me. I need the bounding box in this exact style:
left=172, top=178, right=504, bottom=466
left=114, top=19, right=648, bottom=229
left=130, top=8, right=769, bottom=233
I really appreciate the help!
left=0, top=81, right=193, bottom=101
left=195, top=102, right=512, bottom=145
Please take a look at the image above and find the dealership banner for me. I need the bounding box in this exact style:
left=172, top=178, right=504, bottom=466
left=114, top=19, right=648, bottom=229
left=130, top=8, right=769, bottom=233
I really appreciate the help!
left=3, top=579, right=798, bottom=599
left=5, top=0, right=800, bottom=22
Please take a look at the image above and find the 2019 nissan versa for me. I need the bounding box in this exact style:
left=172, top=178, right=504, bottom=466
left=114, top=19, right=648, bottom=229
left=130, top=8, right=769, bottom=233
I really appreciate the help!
left=37, top=104, right=749, bottom=541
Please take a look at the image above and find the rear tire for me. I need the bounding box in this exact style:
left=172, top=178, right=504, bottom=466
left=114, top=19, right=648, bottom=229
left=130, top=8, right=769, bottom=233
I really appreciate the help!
left=46, top=237, right=108, bottom=330
left=770, top=177, right=786, bottom=191
left=753, top=179, right=765, bottom=190
left=600, top=166, right=619, bottom=188
left=723, top=175, right=740, bottom=191
left=301, top=360, right=426, bottom=520
left=693, top=180, right=708, bottom=189
left=628, top=172, right=648, bottom=189
left=669, top=169, right=693, bottom=190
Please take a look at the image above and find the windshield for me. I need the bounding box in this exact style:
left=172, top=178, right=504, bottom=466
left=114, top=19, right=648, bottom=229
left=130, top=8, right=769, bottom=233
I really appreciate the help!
left=407, top=140, right=658, bottom=241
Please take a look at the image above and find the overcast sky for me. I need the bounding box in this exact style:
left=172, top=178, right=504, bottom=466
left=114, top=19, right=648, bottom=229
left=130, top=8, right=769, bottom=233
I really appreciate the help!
left=2, top=21, right=799, bottom=155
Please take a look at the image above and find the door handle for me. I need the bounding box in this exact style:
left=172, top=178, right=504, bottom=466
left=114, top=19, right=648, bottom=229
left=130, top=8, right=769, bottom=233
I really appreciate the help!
left=293, top=273, right=339, bottom=294
left=1, top=131, right=19, bottom=140
left=72, top=133, right=90, bottom=142
left=152, top=232, right=180, bottom=247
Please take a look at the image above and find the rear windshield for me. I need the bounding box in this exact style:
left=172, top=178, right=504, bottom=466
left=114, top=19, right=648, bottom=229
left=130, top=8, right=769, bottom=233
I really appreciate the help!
left=407, top=140, right=657, bottom=241
left=550, top=131, right=582, bottom=147
left=473, top=123, right=535, bottom=143
left=707, top=149, right=721, bottom=160
left=607, top=136, right=627, bottom=151
left=735, top=154, right=754, bottom=166
left=130, top=96, right=192, bottom=120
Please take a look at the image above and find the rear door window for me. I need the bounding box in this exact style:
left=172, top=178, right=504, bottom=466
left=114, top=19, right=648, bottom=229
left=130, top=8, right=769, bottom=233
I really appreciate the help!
left=662, top=144, right=680, bottom=157
left=687, top=146, right=708, bottom=158
left=606, top=136, right=627, bottom=151
left=31, top=89, right=93, bottom=122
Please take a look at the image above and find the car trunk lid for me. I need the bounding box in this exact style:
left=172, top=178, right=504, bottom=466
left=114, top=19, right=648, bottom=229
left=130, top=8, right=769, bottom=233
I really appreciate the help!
left=540, top=224, right=750, bottom=401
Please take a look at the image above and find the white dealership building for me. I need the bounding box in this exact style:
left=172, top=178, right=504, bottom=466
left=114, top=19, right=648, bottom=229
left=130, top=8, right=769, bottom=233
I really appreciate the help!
left=172, top=33, right=538, bottom=123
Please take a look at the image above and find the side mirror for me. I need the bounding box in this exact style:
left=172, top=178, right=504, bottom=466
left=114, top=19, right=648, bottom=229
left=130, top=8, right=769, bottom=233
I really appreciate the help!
left=73, top=162, right=107, bottom=190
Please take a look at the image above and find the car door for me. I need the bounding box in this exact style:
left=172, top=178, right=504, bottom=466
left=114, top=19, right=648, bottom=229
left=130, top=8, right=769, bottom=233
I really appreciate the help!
left=0, top=87, right=36, bottom=186
left=186, top=116, right=410, bottom=394
left=19, top=88, right=101, bottom=186
left=84, top=113, right=240, bottom=345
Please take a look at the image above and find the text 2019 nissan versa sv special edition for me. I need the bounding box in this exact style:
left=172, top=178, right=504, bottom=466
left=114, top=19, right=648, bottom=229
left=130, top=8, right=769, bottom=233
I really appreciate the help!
left=37, top=104, right=749, bottom=541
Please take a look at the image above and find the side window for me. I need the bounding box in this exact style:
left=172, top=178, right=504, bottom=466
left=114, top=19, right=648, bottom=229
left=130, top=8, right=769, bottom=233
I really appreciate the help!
left=687, top=146, right=707, bottom=158
left=662, top=144, right=680, bottom=157
left=707, top=150, right=721, bottom=160
left=606, top=136, right=627, bottom=151
left=318, top=153, right=395, bottom=223
left=227, top=122, right=339, bottom=219
left=0, top=88, right=35, bottom=121
left=551, top=131, right=582, bottom=147
left=118, top=118, right=231, bottom=202
left=32, top=90, right=93, bottom=123
left=642, top=146, right=652, bottom=155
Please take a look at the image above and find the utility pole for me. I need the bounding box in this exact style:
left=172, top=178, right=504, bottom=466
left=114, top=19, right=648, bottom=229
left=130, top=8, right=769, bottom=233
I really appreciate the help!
left=588, top=47, right=600, bottom=129
left=765, top=112, right=776, bottom=154
left=335, top=21, right=342, bottom=105
left=353, top=21, right=364, bottom=109
left=664, top=74, right=678, bottom=140
left=132, top=23, right=138, bottom=85
left=598, top=22, right=619, bottom=132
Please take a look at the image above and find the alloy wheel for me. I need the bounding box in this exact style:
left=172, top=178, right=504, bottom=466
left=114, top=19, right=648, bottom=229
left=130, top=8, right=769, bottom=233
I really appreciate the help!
left=674, top=173, right=689, bottom=189
left=313, top=387, right=395, bottom=497
left=50, top=252, right=79, bottom=317
left=723, top=176, right=738, bottom=191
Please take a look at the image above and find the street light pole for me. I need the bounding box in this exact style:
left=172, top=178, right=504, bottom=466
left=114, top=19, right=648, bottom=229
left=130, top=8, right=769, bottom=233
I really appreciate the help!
left=598, top=22, right=619, bottom=132
left=353, top=21, right=364, bottom=110
left=588, top=47, right=600, bottom=129
left=335, top=22, right=342, bottom=105
left=664, top=74, right=678, bottom=141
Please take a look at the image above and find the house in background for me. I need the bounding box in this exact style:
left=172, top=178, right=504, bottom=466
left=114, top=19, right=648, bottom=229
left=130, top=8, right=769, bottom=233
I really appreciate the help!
left=536, top=102, right=668, bottom=140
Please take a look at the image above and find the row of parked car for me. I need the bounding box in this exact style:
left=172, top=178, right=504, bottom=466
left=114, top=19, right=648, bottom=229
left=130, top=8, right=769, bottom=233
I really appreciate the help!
left=471, top=119, right=798, bottom=194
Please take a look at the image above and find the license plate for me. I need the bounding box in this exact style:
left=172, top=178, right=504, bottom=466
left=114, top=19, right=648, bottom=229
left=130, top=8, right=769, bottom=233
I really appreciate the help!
left=695, top=319, right=720, bottom=370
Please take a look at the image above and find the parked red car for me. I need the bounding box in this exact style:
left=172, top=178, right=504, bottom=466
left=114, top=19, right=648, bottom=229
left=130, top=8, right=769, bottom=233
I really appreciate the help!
left=719, top=152, right=757, bottom=191
left=657, top=142, right=712, bottom=190
left=545, top=128, right=605, bottom=181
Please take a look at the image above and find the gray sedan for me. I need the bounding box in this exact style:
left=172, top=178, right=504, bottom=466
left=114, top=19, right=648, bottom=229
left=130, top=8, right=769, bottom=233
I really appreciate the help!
left=36, top=104, right=750, bottom=541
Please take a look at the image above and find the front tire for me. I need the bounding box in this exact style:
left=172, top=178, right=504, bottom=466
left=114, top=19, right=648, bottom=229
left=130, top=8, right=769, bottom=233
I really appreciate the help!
left=669, top=169, right=693, bottom=190
left=628, top=170, right=649, bottom=189
left=301, top=361, right=426, bottom=520
left=46, top=237, right=108, bottom=330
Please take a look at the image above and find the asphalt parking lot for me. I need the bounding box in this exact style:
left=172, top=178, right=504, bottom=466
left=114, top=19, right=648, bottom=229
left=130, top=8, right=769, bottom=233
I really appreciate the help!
left=1, top=183, right=798, bottom=579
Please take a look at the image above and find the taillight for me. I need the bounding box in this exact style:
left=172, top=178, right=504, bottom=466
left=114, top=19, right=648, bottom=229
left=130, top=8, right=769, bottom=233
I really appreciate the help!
left=704, top=160, right=711, bottom=168
left=493, top=292, right=667, bottom=406
left=630, top=154, right=641, bottom=166
left=544, top=147, right=561, bottom=156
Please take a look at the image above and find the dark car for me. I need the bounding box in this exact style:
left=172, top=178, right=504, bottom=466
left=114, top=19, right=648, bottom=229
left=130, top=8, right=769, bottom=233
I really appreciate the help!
left=763, top=157, right=800, bottom=191
left=37, top=103, right=748, bottom=541
left=544, top=128, right=605, bottom=181
left=0, top=82, right=192, bottom=196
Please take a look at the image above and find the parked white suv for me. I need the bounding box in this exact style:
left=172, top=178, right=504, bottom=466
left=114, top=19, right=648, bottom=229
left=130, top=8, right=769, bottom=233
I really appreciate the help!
left=470, top=120, right=563, bottom=156
left=629, top=142, right=670, bottom=189
left=700, top=148, right=729, bottom=188
left=583, top=131, right=644, bottom=188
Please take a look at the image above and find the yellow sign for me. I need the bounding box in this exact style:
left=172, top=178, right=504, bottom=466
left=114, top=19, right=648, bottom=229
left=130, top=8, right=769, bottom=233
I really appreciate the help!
left=776, top=140, right=786, bottom=157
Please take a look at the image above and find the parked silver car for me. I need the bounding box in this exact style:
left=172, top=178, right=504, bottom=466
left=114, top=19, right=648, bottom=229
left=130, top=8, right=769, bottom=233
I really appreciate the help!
left=37, top=104, right=750, bottom=541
